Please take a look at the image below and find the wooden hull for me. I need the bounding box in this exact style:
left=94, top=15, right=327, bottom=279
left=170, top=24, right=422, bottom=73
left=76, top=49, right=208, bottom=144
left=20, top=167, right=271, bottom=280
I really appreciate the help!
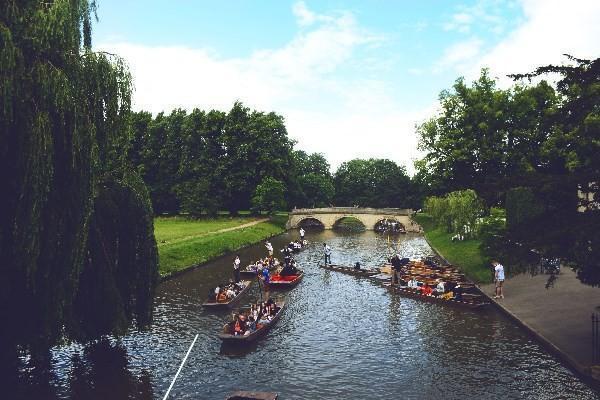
left=203, top=280, right=253, bottom=309
left=219, top=301, right=286, bottom=344
left=269, top=273, right=304, bottom=289
left=225, top=391, right=278, bottom=400
left=386, top=284, right=489, bottom=310
left=240, top=270, right=259, bottom=279
left=319, top=264, right=379, bottom=277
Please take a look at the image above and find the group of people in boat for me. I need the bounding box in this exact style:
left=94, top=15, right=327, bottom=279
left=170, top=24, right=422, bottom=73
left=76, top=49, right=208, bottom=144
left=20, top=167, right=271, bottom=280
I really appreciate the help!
left=375, top=219, right=406, bottom=234
left=209, top=281, right=247, bottom=303
left=229, top=298, right=281, bottom=336
left=244, top=257, right=280, bottom=274
left=282, top=239, right=308, bottom=253
left=389, top=254, right=464, bottom=301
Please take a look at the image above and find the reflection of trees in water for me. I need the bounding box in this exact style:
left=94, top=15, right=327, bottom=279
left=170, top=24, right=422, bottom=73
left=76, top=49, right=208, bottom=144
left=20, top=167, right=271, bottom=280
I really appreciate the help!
left=70, top=340, right=153, bottom=400
left=5, top=340, right=153, bottom=400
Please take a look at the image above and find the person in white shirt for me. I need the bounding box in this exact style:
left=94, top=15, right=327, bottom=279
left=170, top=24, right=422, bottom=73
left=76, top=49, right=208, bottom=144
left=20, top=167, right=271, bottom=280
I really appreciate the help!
left=299, top=227, right=305, bottom=241
left=265, top=241, right=273, bottom=257
left=233, top=255, right=241, bottom=283
left=323, top=243, right=332, bottom=264
left=493, top=260, right=505, bottom=299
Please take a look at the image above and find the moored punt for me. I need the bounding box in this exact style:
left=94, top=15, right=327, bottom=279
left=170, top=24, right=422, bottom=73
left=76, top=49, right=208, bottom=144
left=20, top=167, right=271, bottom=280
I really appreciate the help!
left=203, top=280, right=253, bottom=309
left=269, top=272, right=304, bottom=288
left=386, top=284, right=489, bottom=310
left=225, top=391, right=278, bottom=400
left=319, top=263, right=379, bottom=277
left=219, top=301, right=286, bottom=344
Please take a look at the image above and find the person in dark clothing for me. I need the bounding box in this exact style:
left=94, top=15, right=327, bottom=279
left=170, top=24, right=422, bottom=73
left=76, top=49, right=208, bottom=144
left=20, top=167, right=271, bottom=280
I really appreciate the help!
left=354, top=262, right=361, bottom=270
left=390, top=254, right=402, bottom=285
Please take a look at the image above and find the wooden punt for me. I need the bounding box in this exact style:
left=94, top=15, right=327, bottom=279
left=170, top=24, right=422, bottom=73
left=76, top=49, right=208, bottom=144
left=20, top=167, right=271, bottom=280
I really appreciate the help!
left=386, top=284, right=489, bottom=310
left=319, top=264, right=379, bottom=277
left=268, top=272, right=304, bottom=289
left=203, top=280, right=253, bottom=309
left=218, top=301, right=286, bottom=344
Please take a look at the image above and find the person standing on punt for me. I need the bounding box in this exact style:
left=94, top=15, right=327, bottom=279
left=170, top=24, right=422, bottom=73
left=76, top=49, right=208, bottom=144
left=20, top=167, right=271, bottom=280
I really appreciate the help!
left=233, top=255, right=241, bottom=283
left=265, top=241, right=274, bottom=258
left=323, top=243, right=332, bottom=265
left=262, top=267, right=270, bottom=300
left=299, top=227, right=305, bottom=242
left=493, top=260, right=505, bottom=299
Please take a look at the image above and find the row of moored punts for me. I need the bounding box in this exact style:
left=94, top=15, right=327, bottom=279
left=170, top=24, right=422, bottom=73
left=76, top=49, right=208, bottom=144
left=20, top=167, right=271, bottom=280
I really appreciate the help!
left=319, top=259, right=489, bottom=309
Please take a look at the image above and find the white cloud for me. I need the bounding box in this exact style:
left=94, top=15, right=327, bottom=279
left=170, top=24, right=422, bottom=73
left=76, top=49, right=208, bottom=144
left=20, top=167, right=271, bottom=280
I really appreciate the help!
left=472, top=0, right=600, bottom=84
left=444, top=0, right=511, bottom=35
left=435, top=37, right=484, bottom=73
left=97, top=3, right=427, bottom=173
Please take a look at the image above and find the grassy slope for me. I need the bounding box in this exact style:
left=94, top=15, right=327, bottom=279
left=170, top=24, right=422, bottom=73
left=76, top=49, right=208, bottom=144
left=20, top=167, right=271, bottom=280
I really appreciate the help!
left=154, top=216, right=263, bottom=244
left=156, top=214, right=288, bottom=277
left=413, top=213, right=491, bottom=284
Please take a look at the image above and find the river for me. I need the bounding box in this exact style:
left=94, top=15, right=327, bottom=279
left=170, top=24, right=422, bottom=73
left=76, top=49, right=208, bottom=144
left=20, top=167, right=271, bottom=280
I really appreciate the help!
left=19, top=230, right=598, bottom=399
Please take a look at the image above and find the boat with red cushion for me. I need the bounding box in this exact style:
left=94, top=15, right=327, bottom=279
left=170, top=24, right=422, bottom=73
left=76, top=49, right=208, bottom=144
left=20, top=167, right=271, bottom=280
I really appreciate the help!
left=268, top=271, right=304, bottom=288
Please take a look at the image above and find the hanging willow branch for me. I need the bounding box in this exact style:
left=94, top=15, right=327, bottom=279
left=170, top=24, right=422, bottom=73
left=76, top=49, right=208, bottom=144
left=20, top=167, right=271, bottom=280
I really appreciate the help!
left=0, top=0, right=158, bottom=354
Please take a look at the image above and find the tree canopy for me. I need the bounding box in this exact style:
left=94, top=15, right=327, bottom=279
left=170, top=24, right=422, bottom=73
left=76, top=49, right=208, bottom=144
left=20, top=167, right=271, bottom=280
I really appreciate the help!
left=0, top=0, right=158, bottom=360
left=417, top=57, right=600, bottom=285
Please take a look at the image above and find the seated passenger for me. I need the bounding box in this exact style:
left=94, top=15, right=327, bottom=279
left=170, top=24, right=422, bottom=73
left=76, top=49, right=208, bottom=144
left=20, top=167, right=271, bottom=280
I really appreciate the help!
left=354, top=262, right=361, bottom=270
left=452, top=284, right=463, bottom=301
left=408, top=278, right=419, bottom=288
left=435, top=280, right=445, bottom=296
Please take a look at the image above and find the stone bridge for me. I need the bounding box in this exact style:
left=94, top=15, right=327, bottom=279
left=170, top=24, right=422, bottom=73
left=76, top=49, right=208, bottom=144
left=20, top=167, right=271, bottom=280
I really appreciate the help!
left=286, top=207, right=419, bottom=232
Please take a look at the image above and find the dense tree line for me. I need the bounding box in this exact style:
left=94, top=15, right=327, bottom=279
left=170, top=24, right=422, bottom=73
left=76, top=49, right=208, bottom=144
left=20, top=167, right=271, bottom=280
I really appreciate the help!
left=417, top=56, right=600, bottom=285
left=0, top=0, right=158, bottom=369
left=128, top=106, right=421, bottom=215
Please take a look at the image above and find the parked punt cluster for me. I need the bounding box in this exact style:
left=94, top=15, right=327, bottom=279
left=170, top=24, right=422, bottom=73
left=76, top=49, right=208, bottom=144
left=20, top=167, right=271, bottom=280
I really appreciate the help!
left=320, top=258, right=489, bottom=309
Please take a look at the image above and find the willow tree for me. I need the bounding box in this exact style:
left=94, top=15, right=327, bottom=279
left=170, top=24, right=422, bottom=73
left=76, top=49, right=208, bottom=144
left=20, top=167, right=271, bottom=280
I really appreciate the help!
left=0, top=0, right=158, bottom=364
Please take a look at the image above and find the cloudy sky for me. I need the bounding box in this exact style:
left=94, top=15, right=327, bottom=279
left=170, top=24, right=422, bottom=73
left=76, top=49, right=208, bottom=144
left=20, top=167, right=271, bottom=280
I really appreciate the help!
left=94, top=0, right=600, bottom=173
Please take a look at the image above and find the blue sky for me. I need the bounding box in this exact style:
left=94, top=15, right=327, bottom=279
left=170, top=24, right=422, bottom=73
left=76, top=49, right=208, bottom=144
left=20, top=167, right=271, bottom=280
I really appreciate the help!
left=94, top=0, right=600, bottom=172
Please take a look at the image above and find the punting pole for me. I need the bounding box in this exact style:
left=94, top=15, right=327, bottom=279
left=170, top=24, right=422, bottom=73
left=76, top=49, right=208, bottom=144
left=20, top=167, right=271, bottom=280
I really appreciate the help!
left=162, top=334, right=199, bottom=400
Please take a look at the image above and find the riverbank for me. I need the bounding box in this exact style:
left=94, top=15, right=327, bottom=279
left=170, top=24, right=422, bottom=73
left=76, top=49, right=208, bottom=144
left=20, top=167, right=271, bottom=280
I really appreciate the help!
left=412, top=213, right=491, bottom=283
left=156, top=214, right=288, bottom=278
left=414, top=213, right=600, bottom=388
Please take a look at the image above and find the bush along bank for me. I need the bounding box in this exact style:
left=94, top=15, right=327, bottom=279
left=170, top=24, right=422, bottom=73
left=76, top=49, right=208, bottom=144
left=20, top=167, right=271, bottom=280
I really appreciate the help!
left=413, top=213, right=492, bottom=284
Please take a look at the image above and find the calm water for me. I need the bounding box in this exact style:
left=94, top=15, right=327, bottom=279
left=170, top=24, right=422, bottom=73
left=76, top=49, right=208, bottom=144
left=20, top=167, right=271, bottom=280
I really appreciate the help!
left=14, top=231, right=599, bottom=399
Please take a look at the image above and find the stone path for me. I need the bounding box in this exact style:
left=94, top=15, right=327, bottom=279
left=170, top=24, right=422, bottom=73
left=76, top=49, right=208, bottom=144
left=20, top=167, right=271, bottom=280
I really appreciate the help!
left=481, top=267, right=600, bottom=379
left=158, top=218, right=270, bottom=247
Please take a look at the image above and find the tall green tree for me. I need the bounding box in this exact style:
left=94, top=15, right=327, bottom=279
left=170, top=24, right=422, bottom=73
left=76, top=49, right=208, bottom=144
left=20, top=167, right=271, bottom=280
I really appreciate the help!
left=0, top=0, right=158, bottom=362
left=334, top=158, right=412, bottom=208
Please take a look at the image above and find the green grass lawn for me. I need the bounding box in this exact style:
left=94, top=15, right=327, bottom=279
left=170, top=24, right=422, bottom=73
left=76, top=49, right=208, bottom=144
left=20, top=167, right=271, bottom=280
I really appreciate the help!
left=155, top=214, right=288, bottom=277
left=413, top=213, right=492, bottom=284
left=154, top=216, right=264, bottom=245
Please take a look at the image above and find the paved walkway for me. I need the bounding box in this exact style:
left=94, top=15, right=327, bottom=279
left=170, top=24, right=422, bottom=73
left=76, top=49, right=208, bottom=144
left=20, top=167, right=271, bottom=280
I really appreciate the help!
left=158, top=218, right=270, bottom=247
left=480, top=267, right=600, bottom=379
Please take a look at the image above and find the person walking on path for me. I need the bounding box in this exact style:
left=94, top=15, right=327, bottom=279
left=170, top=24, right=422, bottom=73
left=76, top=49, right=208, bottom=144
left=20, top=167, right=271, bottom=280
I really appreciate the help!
left=493, top=260, right=505, bottom=299
left=233, top=255, right=241, bottom=283
left=299, top=227, right=305, bottom=242
left=323, top=243, right=332, bottom=265
left=265, top=241, right=273, bottom=257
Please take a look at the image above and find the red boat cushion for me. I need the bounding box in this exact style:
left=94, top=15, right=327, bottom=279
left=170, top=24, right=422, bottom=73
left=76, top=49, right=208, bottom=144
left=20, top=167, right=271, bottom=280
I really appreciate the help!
left=271, top=274, right=299, bottom=282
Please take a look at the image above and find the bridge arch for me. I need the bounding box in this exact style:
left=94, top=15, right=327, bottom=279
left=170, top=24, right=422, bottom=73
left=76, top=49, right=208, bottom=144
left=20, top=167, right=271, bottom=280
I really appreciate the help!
left=374, top=218, right=406, bottom=233
left=297, top=217, right=325, bottom=230
left=332, top=216, right=366, bottom=231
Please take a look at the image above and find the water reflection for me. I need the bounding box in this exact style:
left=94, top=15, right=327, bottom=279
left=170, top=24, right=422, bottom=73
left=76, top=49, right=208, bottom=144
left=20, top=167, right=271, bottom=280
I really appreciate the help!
left=7, top=230, right=599, bottom=399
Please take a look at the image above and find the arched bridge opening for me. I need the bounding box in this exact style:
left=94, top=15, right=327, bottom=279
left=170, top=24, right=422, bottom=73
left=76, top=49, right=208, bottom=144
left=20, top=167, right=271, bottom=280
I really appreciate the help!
left=374, top=218, right=406, bottom=234
left=332, top=216, right=366, bottom=232
left=297, top=217, right=325, bottom=231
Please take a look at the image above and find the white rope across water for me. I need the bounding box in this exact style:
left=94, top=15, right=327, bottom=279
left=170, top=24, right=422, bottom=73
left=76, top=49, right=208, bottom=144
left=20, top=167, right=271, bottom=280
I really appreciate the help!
left=162, top=334, right=199, bottom=400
